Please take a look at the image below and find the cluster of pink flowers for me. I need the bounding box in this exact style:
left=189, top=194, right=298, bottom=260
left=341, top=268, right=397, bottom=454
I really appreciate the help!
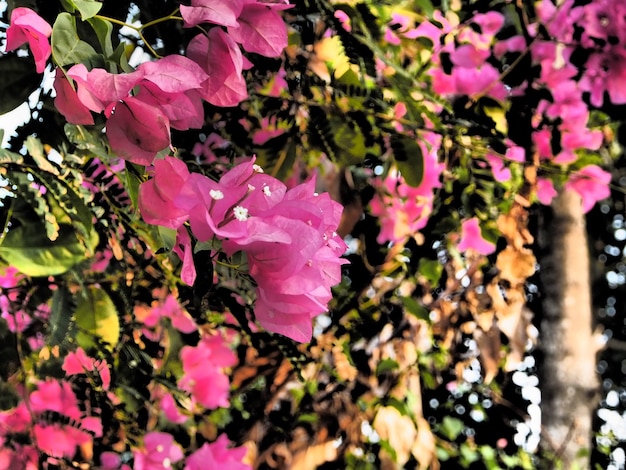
left=5, top=2, right=289, bottom=166
left=122, top=432, right=249, bottom=470
left=138, top=156, right=347, bottom=342
left=0, top=379, right=103, bottom=462
left=0, top=266, right=49, bottom=350
left=178, top=334, right=238, bottom=409
left=369, top=131, right=445, bottom=244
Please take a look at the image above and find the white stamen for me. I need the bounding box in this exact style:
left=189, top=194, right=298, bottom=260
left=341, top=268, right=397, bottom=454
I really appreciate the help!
left=209, top=189, right=224, bottom=200
left=163, top=458, right=171, bottom=468
left=263, top=186, right=272, bottom=196
left=233, top=206, right=249, bottom=221
left=253, top=164, right=264, bottom=173
left=156, top=445, right=164, bottom=452
left=313, top=192, right=319, bottom=196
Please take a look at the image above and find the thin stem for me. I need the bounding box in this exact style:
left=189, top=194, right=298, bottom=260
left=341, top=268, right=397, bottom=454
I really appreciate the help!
left=94, top=10, right=183, bottom=58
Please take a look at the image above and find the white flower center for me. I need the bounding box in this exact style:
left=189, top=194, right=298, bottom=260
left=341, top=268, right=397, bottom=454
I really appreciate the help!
left=209, top=189, right=224, bottom=200
left=253, top=164, right=264, bottom=173
left=263, top=186, right=272, bottom=196
left=233, top=206, right=249, bottom=221
left=163, top=458, right=171, bottom=468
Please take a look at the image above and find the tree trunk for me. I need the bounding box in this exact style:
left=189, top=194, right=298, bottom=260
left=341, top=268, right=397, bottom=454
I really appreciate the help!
left=537, top=189, right=600, bottom=469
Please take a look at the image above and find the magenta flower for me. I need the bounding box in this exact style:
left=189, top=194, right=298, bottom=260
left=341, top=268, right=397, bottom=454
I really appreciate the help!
left=565, top=165, right=611, bottom=213
left=185, top=434, right=251, bottom=470
left=5, top=7, right=52, bottom=73
left=27, top=380, right=103, bottom=458
left=140, top=294, right=197, bottom=334
left=178, top=335, right=237, bottom=409
left=228, top=1, right=291, bottom=57
left=105, top=97, right=172, bottom=165
left=180, top=0, right=244, bottom=28
left=457, top=218, right=496, bottom=255
left=53, top=69, right=95, bottom=125
left=187, top=29, right=248, bottom=107
left=536, top=178, right=558, bottom=206
left=62, top=347, right=111, bottom=390
left=0, top=443, right=38, bottom=470
left=138, top=157, right=194, bottom=229
left=370, top=133, right=444, bottom=244
left=66, top=64, right=144, bottom=114
left=133, top=432, right=184, bottom=470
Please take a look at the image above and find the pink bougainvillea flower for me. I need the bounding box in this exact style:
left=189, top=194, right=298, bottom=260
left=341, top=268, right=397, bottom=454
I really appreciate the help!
left=28, top=379, right=103, bottom=458
left=185, top=434, right=251, bottom=470
left=0, top=402, right=31, bottom=435
left=133, top=432, right=184, bottom=470
left=565, top=164, right=612, bottom=213
left=178, top=335, right=237, bottom=409
left=141, top=293, right=198, bottom=333
left=159, top=392, right=189, bottom=424
left=0, top=444, right=38, bottom=470
left=53, top=69, right=95, bottom=125
left=105, top=97, right=171, bottom=165
left=137, top=54, right=209, bottom=94
left=136, top=85, right=205, bottom=131
left=62, top=347, right=111, bottom=390
left=457, top=218, right=496, bottom=255
left=100, top=451, right=132, bottom=470
left=187, top=29, right=248, bottom=107
left=536, top=177, right=558, bottom=206
left=67, top=64, right=144, bottom=113
left=370, top=133, right=444, bottom=244
left=138, top=156, right=194, bottom=228
left=5, top=7, right=52, bottom=73
left=180, top=0, right=244, bottom=28
left=228, top=1, right=291, bottom=57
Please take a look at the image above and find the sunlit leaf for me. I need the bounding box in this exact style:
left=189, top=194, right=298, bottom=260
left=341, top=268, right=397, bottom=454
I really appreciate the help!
left=74, top=286, right=120, bottom=351
left=52, top=13, right=98, bottom=66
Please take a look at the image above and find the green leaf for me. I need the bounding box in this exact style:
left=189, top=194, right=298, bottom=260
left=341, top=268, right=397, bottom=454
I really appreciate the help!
left=124, top=163, right=143, bottom=210
left=52, top=13, right=98, bottom=66
left=88, top=16, right=114, bottom=56
left=402, top=296, right=429, bottom=321
left=441, top=416, right=464, bottom=441
left=0, top=214, right=98, bottom=277
left=391, top=134, right=424, bottom=187
left=333, top=119, right=366, bottom=165
left=0, top=56, right=42, bottom=114
left=376, top=358, right=399, bottom=375
left=73, top=0, right=103, bottom=19
left=418, top=258, right=443, bottom=285
left=74, top=286, right=120, bottom=351
left=25, top=136, right=59, bottom=175
left=48, top=286, right=75, bottom=347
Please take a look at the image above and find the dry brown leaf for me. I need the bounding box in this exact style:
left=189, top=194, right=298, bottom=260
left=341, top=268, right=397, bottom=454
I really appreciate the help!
left=373, top=406, right=417, bottom=467
left=496, top=246, right=536, bottom=286
left=291, top=440, right=339, bottom=470
left=474, top=325, right=502, bottom=383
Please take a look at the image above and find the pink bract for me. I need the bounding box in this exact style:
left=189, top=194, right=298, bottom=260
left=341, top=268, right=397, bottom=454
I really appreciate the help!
left=228, top=2, right=289, bottom=57
left=105, top=97, right=172, bottom=165
left=565, top=164, right=612, bottom=213
left=134, top=432, right=184, bottom=470
left=457, top=218, right=496, bottom=255
left=5, top=7, right=52, bottom=73
left=187, top=29, right=248, bottom=107
left=180, top=0, right=244, bottom=28
left=185, top=434, right=251, bottom=470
